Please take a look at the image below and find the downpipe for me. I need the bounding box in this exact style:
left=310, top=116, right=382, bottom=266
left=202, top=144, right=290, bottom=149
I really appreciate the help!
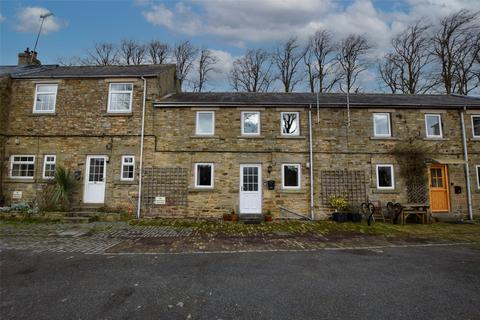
left=309, top=104, right=315, bottom=220
left=136, top=77, right=147, bottom=219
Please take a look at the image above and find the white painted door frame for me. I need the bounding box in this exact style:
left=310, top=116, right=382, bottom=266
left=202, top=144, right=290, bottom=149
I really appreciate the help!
left=83, top=155, right=107, bottom=204
left=239, top=164, right=262, bottom=214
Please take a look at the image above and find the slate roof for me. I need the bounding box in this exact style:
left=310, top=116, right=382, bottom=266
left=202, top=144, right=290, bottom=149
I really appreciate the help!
left=0, top=64, right=175, bottom=78
left=155, top=92, right=480, bottom=108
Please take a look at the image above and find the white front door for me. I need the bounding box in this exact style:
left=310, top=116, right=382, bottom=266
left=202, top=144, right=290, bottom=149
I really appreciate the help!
left=83, top=155, right=107, bottom=204
left=239, top=164, right=262, bottom=214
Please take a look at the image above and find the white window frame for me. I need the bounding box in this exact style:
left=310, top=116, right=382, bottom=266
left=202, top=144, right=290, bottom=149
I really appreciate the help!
left=471, top=115, right=480, bottom=138
left=425, top=114, right=443, bottom=138
left=476, top=165, right=480, bottom=189
left=120, top=155, right=135, bottom=181
left=195, top=111, right=215, bottom=135
left=42, top=155, right=56, bottom=180
left=107, top=83, right=133, bottom=113
left=241, top=111, right=261, bottom=136
left=10, top=155, right=36, bottom=179
left=280, top=112, right=300, bottom=136
left=376, top=164, right=395, bottom=190
left=281, top=164, right=301, bottom=189
left=33, top=84, right=58, bottom=114
left=194, top=163, right=214, bottom=189
left=373, top=113, right=391, bottom=137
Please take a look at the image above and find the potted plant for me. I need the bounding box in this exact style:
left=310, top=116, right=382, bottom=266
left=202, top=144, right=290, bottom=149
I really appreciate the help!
left=329, top=195, right=348, bottom=222
left=264, top=210, right=273, bottom=222
left=223, top=209, right=238, bottom=222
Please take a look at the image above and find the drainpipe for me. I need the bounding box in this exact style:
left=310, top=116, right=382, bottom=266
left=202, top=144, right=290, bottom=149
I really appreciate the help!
left=460, top=107, right=473, bottom=220
left=309, top=104, right=315, bottom=220
left=136, top=77, right=147, bottom=219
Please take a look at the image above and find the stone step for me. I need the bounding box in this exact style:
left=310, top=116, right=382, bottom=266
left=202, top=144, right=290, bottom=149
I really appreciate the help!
left=239, top=214, right=264, bottom=224
left=60, top=216, right=94, bottom=224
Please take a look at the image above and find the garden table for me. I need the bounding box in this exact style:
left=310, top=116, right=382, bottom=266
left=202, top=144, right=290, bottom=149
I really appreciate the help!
left=401, top=203, right=430, bottom=224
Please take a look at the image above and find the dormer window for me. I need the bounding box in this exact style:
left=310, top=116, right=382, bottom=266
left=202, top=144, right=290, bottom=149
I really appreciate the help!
left=108, top=83, right=133, bottom=113
left=33, top=84, right=57, bottom=113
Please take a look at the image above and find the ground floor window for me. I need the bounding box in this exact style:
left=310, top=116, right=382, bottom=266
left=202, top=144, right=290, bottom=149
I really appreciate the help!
left=195, top=163, right=214, bottom=188
left=43, top=155, right=56, bottom=179
left=376, top=164, right=394, bottom=189
left=476, top=165, right=480, bottom=189
left=121, top=156, right=135, bottom=181
left=282, top=164, right=301, bottom=189
left=11, top=155, right=35, bottom=179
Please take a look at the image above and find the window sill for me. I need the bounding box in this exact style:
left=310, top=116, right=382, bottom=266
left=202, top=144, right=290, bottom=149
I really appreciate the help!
left=372, top=189, right=400, bottom=194
left=469, top=137, right=480, bottom=141
left=423, top=137, right=448, bottom=141
left=188, top=187, right=215, bottom=192
left=237, top=135, right=264, bottom=139
left=30, top=113, right=57, bottom=117
left=4, top=178, right=35, bottom=183
left=278, top=189, right=304, bottom=193
left=370, top=136, right=398, bottom=140
left=104, top=112, right=133, bottom=117
left=276, top=135, right=306, bottom=139
left=190, top=135, right=219, bottom=139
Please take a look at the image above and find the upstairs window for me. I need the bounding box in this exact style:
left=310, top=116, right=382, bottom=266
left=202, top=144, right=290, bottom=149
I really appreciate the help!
left=194, top=163, right=214, bottom=188
left=241, top=111, right=260, bottom=135
left=373, top=113, right=391, bottom=137
left=425, top=114, right=442, bottom=138
left=108, top=83, right=133, bottom=113
left=43, top=155, right=56, bottom=179
left=10, top=155, right=35, bottom=179
left=472, top=115, right=480, bottom=138
left=121, top=156, right=135, bottom=181
left=376, top=164, right=394, bottom=190
left=196, top=111, right=215, bottom=135
left=282, top=164, right=301, bottom=189
left=33, top=84, right=57, bottom=113
left=281, top=112, right=300, bottom=136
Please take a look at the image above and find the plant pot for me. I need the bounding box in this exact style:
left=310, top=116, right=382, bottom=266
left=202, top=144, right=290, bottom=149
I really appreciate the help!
left=223, top=214, right=232, bottom=221
left=264, top=215, right=273, bottom=222
left=231, top=214, right=239, bottom=222
left=348, top=212, right=362, bottom=223
left=332, top=212, right=348, bottom=223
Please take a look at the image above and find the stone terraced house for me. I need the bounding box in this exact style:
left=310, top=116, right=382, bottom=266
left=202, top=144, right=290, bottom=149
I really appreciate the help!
left=1, top=51, right=480, bottom=219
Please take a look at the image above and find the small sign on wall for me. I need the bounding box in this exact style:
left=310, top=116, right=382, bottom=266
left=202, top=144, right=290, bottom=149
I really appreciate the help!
left=154, top=196, right=166, bottom=205
left=12, top=191, right=22, bottom=199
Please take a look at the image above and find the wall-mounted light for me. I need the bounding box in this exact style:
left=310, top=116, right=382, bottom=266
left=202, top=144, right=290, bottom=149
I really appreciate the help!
left=267, top=165, right=273, bottom=174
left=14, top=138, right=20, bottom=145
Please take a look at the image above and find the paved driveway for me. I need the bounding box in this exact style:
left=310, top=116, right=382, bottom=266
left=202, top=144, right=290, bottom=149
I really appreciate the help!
left=1, top=245, right=479, bottom=320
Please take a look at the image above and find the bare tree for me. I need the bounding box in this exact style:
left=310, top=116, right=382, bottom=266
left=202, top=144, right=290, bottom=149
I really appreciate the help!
left=273, top=37, right=305, bottom=92
left=119, top=39, right=146, bottom=65
left=378, top=53, right=401, bottom=93
left=304, top=30, right=340, bottom=93
left=174, top=41, right=198, bottom=90
left=391, top=22, right=435, bottom=94
left=336, top=34, right=371, bottom=92
left=85, top=42, right=118, bottom=66
left=147, top=40, right=170, bottom=64
left=432, top=10, right=480, bottom=95
left=193, top=47, right=218, bottom=92
left=229, top=49, right=274, bottom=92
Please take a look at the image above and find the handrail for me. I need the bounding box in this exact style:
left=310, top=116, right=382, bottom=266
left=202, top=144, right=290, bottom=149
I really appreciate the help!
left=279, top=206, right=312, bottom=220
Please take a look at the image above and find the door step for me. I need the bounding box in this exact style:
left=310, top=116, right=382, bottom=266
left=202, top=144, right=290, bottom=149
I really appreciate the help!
left=239, top=214, right=264, bottom=224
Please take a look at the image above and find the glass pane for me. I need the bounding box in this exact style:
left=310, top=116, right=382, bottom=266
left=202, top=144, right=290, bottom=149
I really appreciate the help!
left=111, top=84, right=132, bottom=91
left=243, top=112, right=259, bottom=134
left=89, top=158, right=104, bottom=182
left=197, top=113, right=213, bottom=134
left=110, top=93, right=131, bottom=111
left=282, top=113, right=298, bottom=134
left=473, top=117, right=480, bottom=136
left=37, top=84, right=57, bottom=93
left=284, top=165, right=299, bottom=187
left=36, top=93, right=55, bottom=111
left=378, top=166, right=392, bottom=187
left=197, top=165, right=212, bottom=186
left=374, top=114, right=390, bottom=135
left=426, top=115, right=441, bottom=136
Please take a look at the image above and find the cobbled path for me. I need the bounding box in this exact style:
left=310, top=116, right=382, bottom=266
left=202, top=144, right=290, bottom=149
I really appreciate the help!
left=0, top=222, right=192, bottom=254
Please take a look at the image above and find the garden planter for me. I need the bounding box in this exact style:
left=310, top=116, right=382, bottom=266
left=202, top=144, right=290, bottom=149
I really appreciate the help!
left=264, top=215, right=273, bottom=222
left=231, top=214, right=239, bottom=222
left=332, top=212, right=348, bottom=222
left=223, top=214, right=232, bottom=221
left=348, top=212, right=362, bottom=223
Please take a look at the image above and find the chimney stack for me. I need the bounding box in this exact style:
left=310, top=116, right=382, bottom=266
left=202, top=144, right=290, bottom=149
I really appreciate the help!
left=17, top=48, right=41, bottom=66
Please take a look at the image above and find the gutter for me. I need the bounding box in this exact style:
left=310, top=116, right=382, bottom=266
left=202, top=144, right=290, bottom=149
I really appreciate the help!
left=136, top=76, right=147, bottom=219
left=309, top=104, right=315, bottom=220
left=460, top=107, right=474, bottom=220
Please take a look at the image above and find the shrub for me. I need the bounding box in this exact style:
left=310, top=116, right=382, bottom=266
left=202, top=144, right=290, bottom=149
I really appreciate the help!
left=51, top=166, right=77, bottom=212
left=329, top=195, right=348, bottom=211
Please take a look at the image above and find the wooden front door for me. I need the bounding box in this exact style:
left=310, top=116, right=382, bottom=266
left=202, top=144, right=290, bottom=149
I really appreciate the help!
left=428, top=164, right=450, bottom=212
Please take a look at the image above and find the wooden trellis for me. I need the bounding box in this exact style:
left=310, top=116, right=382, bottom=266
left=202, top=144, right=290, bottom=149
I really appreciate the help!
left=320, top=170, right=367, bottom=205
left=141, top=167, right=188, bottom=207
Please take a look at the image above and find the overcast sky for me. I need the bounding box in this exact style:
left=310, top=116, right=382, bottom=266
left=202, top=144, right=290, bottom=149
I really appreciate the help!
left=1, top=0, right=479, bottom=92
